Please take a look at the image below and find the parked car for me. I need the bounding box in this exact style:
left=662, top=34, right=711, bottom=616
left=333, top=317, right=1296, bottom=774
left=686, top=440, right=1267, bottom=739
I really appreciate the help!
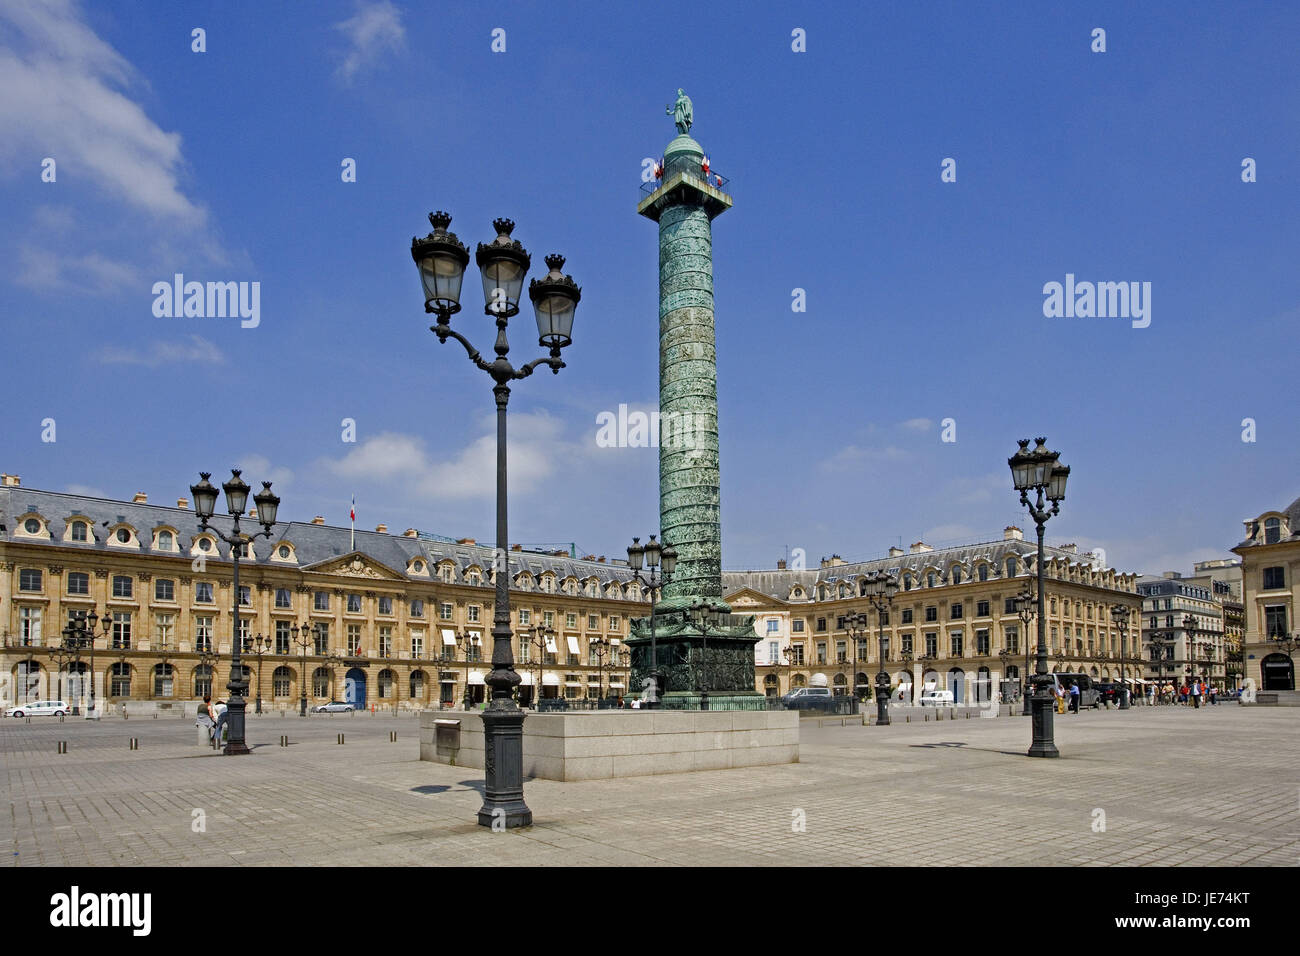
left=1095, top=682, right=1120, bottom=706
left=919, top=689, right=955, bottom=706
left=1055, top=673, right=1102, bottom=709
left=780, top=686, right=833, bottom=710
left=8, top=700, right=70, bottom=717
left=312, top=700, right=354, bottom=713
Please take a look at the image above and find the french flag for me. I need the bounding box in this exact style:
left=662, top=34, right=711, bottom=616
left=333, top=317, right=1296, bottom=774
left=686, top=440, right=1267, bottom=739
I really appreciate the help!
left=350, top=495, right=355, bottom=522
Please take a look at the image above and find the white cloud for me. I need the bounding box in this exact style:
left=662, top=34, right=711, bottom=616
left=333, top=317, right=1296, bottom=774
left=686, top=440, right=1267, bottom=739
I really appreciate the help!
left=0, top=0, right=204, bottom=222
left=820, top=444, right=908, bottom=472
left=333, top=0, right=405, bottom=83
left=98, top=334, right=226, bottom=367
left=63, top=483, right=106, bottom=498
left=899, top=418, right=933, bottom=432
left=234, top=454, right=294, bottom=494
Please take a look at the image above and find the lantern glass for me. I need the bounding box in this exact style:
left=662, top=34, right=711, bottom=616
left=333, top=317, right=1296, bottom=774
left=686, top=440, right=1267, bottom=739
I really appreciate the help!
left=191, top=473, right=219, bottom=520
left=1008, top=444, right=1034, bottom=491
left=661, top=545, right=678, bottom=576
left=418, top=250, right=467, bottom=313
left=627, top=538, right=644, bottom=571
left=254, top=481, right=280, bottom=527
left=1047, top=464, right=1070, bottom=502
left=223, top=471, right=250, bottom=516
left=533, top=290, right=576, bottom=348
left=479, top=255, right=527, bottom=316
left=644, top=536, right=662, bottom=569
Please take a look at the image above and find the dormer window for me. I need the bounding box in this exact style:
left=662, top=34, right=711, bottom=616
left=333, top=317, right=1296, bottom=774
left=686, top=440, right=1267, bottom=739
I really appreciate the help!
left=927, top=572, right=936, bottom=588
left=197, top=537, right=213, bottom=552
left=951, top=566, right=962, bottom=585
left=1264, top=517, right=1281, bottom=544
left=278, top=545, right=292, bottom=559
left=23, top=518, right=41, bottom=534
left=116, top=528, right=130, bottom=543
left=412, top=560, right=424, bottom=573
left=156, top=530, right=174, bottom=550
left=70, top=520, right=88, bottom=541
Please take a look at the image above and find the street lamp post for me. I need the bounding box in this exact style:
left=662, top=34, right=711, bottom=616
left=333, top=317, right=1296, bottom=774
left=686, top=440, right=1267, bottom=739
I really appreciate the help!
left=997, top=646, right=1011, bottom=710
left=528, top=625, right=556, bottom=710
left=250, top=632, right=272, bottom=715
left=189, top=469, right=280, bottom=755
left=46, top=641, right=69, bottom=708
left=1008, top=437, right=1070, bottom=758
left=688, top=600, right=715, bottom=710
left=1111, top=604, right=1132, bottom=709
left=411, top=212, right=580, bottom=829
left=1016, top=583, right=1036, bottom=716
left=782, top=645, right=799, bottom=700
left=900, top=647, right=914, bottom=705
left=865, top=571, right=900, bottom=726
left=293, top=623, right=315, bottom=717
left=61, top=612, right=110, bottom=717
left=1150, top=632, right=1169, bottom=703
left=590, top=636, right=612, bottom=704
left=1183, top=613, right=1199, bottom=705
left=843, top=611, right=869, bottom=711
left=627, top=535, right=677, bottom=707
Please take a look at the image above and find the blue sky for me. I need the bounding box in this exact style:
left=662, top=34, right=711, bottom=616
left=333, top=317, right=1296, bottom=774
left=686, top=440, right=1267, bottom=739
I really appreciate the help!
left=1, top=0, right=1296, bottom=575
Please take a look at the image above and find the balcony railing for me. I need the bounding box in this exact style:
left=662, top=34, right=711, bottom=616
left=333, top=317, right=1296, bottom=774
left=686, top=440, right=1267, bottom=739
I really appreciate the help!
left=639, top=168, right=731, bottom=203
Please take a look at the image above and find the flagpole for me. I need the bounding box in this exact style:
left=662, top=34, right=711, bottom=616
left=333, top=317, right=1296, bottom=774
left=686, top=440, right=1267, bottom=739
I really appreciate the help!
left=350, top=494, right=355, bottom=552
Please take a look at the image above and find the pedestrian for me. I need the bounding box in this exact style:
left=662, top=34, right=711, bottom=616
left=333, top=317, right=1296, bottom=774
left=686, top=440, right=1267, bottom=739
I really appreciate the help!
left=195, top=694, right=215, bottom=741
left=1069, top=681, right=1081, bottom=714
left=1191, top=679, right=1202, bottom=709
left=211, top=699, right=229, bottom=747
left=1209, top=685, right=1218, bottom=706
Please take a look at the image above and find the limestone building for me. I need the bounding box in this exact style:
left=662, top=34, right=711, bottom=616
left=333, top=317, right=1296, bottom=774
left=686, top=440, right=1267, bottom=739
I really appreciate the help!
left=725, top=527, right=1142, bottom=702
left=0, top=476, right=644, bottom=713
left=1232, top=496, right=1300, bottom=691
left=1135, top=573, right=1225, bottom=689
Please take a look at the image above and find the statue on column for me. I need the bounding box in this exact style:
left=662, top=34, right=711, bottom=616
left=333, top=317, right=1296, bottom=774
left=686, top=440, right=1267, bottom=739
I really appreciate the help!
left=667, top=89, right=693, bottom=134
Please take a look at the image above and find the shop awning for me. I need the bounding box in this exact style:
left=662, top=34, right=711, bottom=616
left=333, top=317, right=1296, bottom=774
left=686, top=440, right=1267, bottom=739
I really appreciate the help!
left=441, top=629, right=457, bottom=646
left=542, top=673, right=560, bottom=686
left=565, top=680, right=582, bottom=686
left=566, top=635, right=580, bottom=655
left=544, top=636, right=557, bottom=653
left=610, top=681, right=625, bottom=688
left=519, top=672, right=534, bottom=685
left=611, top=638, right=621, bottom=645
left=439, top=674, right=455, bottom=683
left=468, top=671, right=485, bottom=685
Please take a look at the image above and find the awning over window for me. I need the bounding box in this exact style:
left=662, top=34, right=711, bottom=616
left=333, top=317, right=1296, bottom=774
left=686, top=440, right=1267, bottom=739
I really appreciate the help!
left=519, top=672, right=534, bottom=685
left=609, top=681, right=625, bottom=689
left=542, top=673, right=560, bottom=686
left=441, top=629, right=457, bottom=646
left=566, top=635, right=580, bottom=655
left=565, top=679, right=582, bottom=686
left=439, top=674, right=455, bottom=683
left=467, top=671, right=485, bottom=685
left=544, top=636, right=557, bottom=653
left=611, top=638, right=620, bottom=645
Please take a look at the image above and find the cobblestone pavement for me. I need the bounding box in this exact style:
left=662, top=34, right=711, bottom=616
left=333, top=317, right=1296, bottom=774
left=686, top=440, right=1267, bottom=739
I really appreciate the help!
left=3, top=705, right=1296, bottom=866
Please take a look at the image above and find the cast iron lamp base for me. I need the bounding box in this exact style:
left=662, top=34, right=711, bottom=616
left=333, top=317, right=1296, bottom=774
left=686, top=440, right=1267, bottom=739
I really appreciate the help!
left=478, top=702, right=533, bottom=828
left=1027, top=683, right=1059, bottom=758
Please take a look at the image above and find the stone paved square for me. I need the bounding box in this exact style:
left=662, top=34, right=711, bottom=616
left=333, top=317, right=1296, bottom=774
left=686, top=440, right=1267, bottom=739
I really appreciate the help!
left=3, top=705, right=1296, bottom=867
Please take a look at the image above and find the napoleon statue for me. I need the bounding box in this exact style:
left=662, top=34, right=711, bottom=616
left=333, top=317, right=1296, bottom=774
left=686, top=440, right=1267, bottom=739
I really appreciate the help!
left=667, top=88, right=693, bottom=134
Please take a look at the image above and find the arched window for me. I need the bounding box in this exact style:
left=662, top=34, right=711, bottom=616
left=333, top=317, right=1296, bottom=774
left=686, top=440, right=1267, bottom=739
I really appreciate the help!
left=377, top=669, right=394, bottom=699
left=194, top=665, right=213, bottom=698
left=110, top=662, right=131, bottom=697
left=1264, top=517, right=1281, bottom=544
left=17, top=660, right=42, bottom=702
left=763, top=674, right=779, bottom=697
left=157, top=530, right=173, bottom=550
left=927, top=572, right=936, bottom=588
left=903, top=573, right=913, bottom=591
left=312, top=667, right=331, bottom=697
left=978, top=564, right=988, bottom=582
left=410, top=670, right=426, bottom=699
left=792, top=673, right=807, bottom=688
left=153, top=663, right=174, bottom=697
left=272, top=666, right=292, bottom=697
left=70, top=520, right=89, bottom=542
left=951, top=566, right=962, bottom=585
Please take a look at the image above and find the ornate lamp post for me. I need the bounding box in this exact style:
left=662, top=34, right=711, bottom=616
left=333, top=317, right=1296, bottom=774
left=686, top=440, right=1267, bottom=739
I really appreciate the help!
left=456, top=632, right=481, bottom=710
left=1016, top=583, right=1036, bottom=716
left=46, top=640, right=70, bottom=707
left=918, top=651, right=938, bottom=703
left=997, top=646, right=1011, bottom=708
left=411, top=212, right=580, bottom=828
left=782, top=644, right=799, bottom=700
left=688, top=600, right=716, bottom=710
left=590, top=636, right=612, bottom=703
left=1008, top=436, right=1070, bottom=758
left=900, top=647, right=914, bottom=704
left=189, top=470, right=280, bottom=755
left=249, top=632, right=272, bottom=715
left=1150, top=632, right=1170, bottom=703
left=528, top=624, right=556, bottom=710
left=1183, top=613, right=1199, bottom=702
left=1111, top=604, right=1132, bottom=709
left=843, top=611, right=869, bottom=709
left=865, top=571, right=900, bottom=725
left=293, top=623, right=315, bottom=717
left=627, top=534, right=677, bottom=707
left=61, top=612, right=110, bottom=717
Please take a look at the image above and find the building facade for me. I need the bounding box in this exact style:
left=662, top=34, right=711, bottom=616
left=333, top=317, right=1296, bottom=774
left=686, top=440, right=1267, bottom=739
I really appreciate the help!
left=727, top=527, right=1142, bottom=702
left=0, top=476, right=645, bottom=712
left=1135, top=574, right=1225, bottom=690
left=1232, top=496, right=1300, bottom=691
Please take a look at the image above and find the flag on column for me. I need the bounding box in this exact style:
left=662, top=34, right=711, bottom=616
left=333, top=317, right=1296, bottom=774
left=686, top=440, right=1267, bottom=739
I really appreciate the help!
left=350, top=495, right=356, bottom=523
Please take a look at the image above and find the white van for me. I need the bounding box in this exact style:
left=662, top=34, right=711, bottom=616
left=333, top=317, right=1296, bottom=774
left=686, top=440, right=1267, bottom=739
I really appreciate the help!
left=8, top=700, right=70, bottom=717
left=918, top=690, right=955, bottom=707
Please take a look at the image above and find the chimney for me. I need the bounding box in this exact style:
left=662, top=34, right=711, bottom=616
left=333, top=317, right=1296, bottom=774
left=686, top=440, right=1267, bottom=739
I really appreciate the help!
left=582, top=554, right=596, bottom=561
left=176, top=497, right=189, bottom=509
left=403, top=528, right=418, bottom=538
left=777, top=559, right=787, bottom=570
left=1003, top=526, right=1022, bottom=541
left=311, top=516, right=325, bottom=525
left=0, top=474, right=19, bottom=487
left=457, top=537, right=476, bottom=546
left=888, top=547, right=904, bottom=558
left=910, top=541, right=933, bottom=553
left=1162, top=570, right=1181, bottom=579
left=375, top=524, right=388, bottom=534
left=132, top=492, right=148, bottom=504
left=598, top=556, right=606, bottom=563
left=511, top=544, right=522, bottom=551
left=1059, top=543, right=1077, bottom=554
left=553, top=549, right=568, bottom=557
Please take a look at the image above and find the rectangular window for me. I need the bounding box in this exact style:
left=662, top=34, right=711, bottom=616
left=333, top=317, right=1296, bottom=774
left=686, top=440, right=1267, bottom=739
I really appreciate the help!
left=379, top=596, right=393, bottom=615
left=924, top=632, right=938, bottom=657
left=566, top=613, right=577, bottom=628
left=609, top=615, right=620, bottom=631
left=975, top=629, right=990, bottom=655
left=67, top=571, right=90, bottom=595
left=19, top=607, right=42, bottom=645
left=836, top=641, right=847, bottom=663
left=378, top=626, right=393, bottom=657
left=950, top=632, right=964, bottom=657
left=111, top=662, right=131, bottom=697
left=315, top=591, right=330, bottom=611
left=791, top=644, right=805, bottom=665
left=195, top=616, right=213, bottom=653
left=766, top=618, right=780, bottom=634
left=411, top=629, right=424, bottom=658
left=901, top=633, right=914, bottom=654
left=836, top=616, right=846, bottom=631
left=879, top=610, right=890, bottom=626
left=1005, top=627, right=1019, bottom=655
left=347, top=594, right=362, bottom=613
left=816, top=617, right=827, bottom=632
left=902, top=608, right=913, bottom=624
left=19, top=568, right=42, bottom=592
left=195, top=581, right=214, bottom=603
left=769, top=641, right=780, bottom=664
left=410, top=598, right=425, bottom=618
left=588, top=614, right=599, bottom=630
left=112, top=575, right=133, bottom=599
left=439, top=602, right=453, bottom=620
left=275, top=620, right=292, bottom=655
left=544, top=610, right=554, bottom=628
left=347, top=624, right=362, bottom=656
left=976, top=600, right=990, bottom=617
left=275, top=588, right=292, bottom=609
left=519, top=638, right=531, bottom=663
left=468, top=605, right=481, bottom=623
left=950, top=603, right=963, bottom=620
left=519, top=609, right=531, bottom=626
left=792, top=619, right=805, bottom=633
left=236, top=618, right=250, bottom=645
left=155, top=613, right=174, bottom=648
left=238, top=585, right=251, bottom=606
left=925, top=606, right=938, bottom=623
left=1265, top=605, right=1288, bottom=640
left=112, top=611, right=131, bottom=649
left=154, top=578, right=175, bottom=602
left=1004, top=598, right=1017, bottom=614
left=315, top=623, right=329, bottom=655
left=1263, top=566, right=1285, bottom=590
left=816, top=643, right=827, bottom=664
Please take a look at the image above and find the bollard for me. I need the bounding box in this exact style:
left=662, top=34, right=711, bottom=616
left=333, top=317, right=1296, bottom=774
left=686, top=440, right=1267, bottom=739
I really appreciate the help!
left=389, top=731, right=397, bottom=742
left=337, top=733, right=345, bottom=745
left=966, top=712, right=971, bottom=719
left=57, top=741, right=67, bottom=754
left=153, top=713, right=158, bottom=719
left=25, top=717, right=31, bottom=724
left=129, top=738, right=139, bottom=750
left=58, top=715, right=65, bottom=723
left=197, top=725, right=209, bottom=747
left=280, top=735, right=288, bottom=747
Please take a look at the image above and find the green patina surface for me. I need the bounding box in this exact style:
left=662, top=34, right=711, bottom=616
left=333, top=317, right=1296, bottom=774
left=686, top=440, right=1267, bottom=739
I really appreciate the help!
left=629, top=96, right=758, bottom=702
